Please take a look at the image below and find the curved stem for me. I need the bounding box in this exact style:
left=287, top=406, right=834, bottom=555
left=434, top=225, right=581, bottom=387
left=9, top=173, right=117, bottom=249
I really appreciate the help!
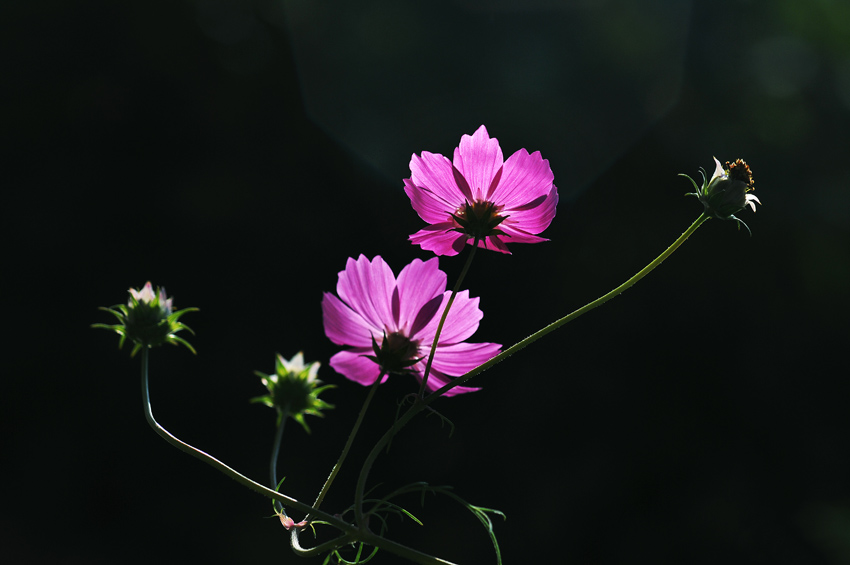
left=290, top=531, right=357, bottom=558
left=290, top=527, right=458, bottom=565
left=418, top=237, right=479, bottom=396
left=356, top=213, right=710, bottom=508
left=139, top=348, right=351, bottom=530
left=138, top=213, right=706, bottom=565
left=142, top=353, right=454, bottom=564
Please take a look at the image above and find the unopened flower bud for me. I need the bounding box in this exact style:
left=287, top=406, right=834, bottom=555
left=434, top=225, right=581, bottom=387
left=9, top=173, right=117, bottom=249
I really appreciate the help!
left=252, top=352, right=334, bottom=433
left=93, top=282, right=198, bottom=357
left=682, top=157, right=761, bottom=234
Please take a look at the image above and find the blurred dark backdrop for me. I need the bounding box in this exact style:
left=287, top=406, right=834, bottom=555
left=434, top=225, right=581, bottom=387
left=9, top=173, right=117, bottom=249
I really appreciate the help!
left=4, top=0, right=850, bottom=563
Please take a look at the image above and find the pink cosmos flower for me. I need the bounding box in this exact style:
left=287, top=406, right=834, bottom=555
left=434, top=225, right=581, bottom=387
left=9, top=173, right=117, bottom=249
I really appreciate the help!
left=322, top=255, right=501, bottom=396
left=404, top=125, right=558, bottom=256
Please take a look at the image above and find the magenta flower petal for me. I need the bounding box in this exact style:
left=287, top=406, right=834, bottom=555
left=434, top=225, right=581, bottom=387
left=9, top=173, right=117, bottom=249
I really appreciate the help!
left=409, top=225, right=468, bottom=257
left=409, top=152, right=464, bottom=209
left=477, top=234, right=511, bottom=254
left=494, top=148, right=555, bottom=209
left=428, top=341, right=501, bottom=376
left=404, top=125, right=558, bottom=255
left=321, top=292, right=378, bottom=348
left=421, top=368, right=481, bottom=397
left=336, top=255, right=397, bottom=332
left=394, top=258, right=447, bottom=333
left=496, top=228, right=549, bottom=245
left=404, top=179, right=453, bottom=225
left=503, top=186, right=559, bottom=233
left=322, top=255, right=501, bottom=395
left=415, top=290, right=483, bottom=345
left=329, top=349, right=389, bottom=387
left=453, top=125, right=503, bottom=201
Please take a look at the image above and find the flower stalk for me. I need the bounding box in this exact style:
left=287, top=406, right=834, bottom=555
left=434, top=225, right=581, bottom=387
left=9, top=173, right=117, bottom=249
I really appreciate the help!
left=355, top=212, right=711, bottom=518
left=418, top=236, right=480, bottom=396
left=99, top=146, right=761, bottom=564
left=313, top=371, right=384, bottom=519
left=429, top=212, right=712, bottom=396
left=269, top=407, right=288, bottom=514
left=139, top=348, right=333, bottom=520
left=140, top=347, right=456, bottom=565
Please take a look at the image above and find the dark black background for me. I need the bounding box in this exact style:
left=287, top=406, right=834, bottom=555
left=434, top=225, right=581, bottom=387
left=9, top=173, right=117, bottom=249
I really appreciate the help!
left=5, top=0, right=850, bottom=563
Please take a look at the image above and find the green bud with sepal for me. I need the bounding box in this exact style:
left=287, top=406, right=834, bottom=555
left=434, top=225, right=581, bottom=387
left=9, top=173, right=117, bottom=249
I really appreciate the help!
left=682, top=157, right=761, bottom=235
left=93, top=281, right=197, bottom=357
left=252, top=352, right=334, bottom=433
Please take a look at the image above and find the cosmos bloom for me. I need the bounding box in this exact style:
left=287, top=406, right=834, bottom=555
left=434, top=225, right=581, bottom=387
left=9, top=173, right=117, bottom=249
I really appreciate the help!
left=404, top=125, right=558, bottom=256
left=322, top=255, right=501, bottom=396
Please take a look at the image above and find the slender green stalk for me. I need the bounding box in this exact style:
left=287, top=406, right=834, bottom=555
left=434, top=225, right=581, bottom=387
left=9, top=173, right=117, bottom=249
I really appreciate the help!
left=142, top=353, right=455, bottom=564
left=290, top=531, right=358, bottom=558
left=270, top=408, right=288, bottom=489
left=311, top=373, right=384, bottom=519
left=290, top=528, right=458, bottom=565
left=358, top=530, right=459, bottom=565
left=140, top=348, right=349, bottom=527
left=429, top=212, right=712, bottom=397
left=418, top=237, right=479, bottom=396
left=356, top=213, right=711, bottom=510
left=330, top=374, right=382, bottom=523
left=270, top=407, right=288, bottom=513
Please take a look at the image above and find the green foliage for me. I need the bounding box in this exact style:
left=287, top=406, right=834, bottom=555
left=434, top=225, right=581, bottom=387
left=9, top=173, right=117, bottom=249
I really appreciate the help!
left=321, top=482, right=505, bottom=565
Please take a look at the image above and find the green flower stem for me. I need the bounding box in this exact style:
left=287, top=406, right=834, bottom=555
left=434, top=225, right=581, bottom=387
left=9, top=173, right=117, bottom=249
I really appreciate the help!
left=142, top=346, right=454, bottom=564
left=291, top=529, right=458, bottom=565
left=310, top=372, right=383, bottom=519
left=318, top=372, right=383, bottom=522
left=358, top=530, right=459, bottom=565
left=356, top=213, right=710, bottom=516
left=290, top=531, right=358, bottom=558
left=140, top=348, right=348, bottom=529
left=270, top=406, right=288, bottom=513
left=428, top=212, right=712, bottom=398
left=418, top=237, right=480, bottom=396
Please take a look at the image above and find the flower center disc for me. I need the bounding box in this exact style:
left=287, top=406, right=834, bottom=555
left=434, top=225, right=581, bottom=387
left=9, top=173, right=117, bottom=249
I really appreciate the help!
left=452, top=200, right=506, bottom=239
left=377, top=331, right=421, bottom=374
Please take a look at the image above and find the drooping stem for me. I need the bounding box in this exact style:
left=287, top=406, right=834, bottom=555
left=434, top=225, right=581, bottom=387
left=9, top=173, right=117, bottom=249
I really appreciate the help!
left=418, top=237, right=479, bottom=396
left=356, top=213, right=711, bottom=509
left=141, top=352, right=456, bottom=564
left=140, top=348, right=348, bottom=527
